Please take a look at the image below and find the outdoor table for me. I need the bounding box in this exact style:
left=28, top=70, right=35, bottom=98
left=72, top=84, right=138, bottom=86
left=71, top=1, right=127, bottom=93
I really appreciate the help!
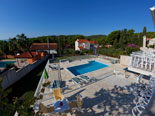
left=54, top=99, right=70, bottom=113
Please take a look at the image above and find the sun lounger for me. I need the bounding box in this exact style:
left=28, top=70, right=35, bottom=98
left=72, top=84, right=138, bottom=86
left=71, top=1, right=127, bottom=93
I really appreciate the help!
left=79, top=75, right=96, bottom=83
left=49, top=65, right=58, bottom=70
left=72, top=77, right=83, bottom=87
left=79, top=75, right=90, bottom=82
left=72, top=77, right=81, bottom=84
left=39, top=103, right=55, bottom=113
left=111, top=59, right=117, bottom=64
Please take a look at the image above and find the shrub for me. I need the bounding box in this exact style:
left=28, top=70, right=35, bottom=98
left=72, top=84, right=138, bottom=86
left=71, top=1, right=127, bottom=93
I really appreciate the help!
left=149, top=45, right=154, bottom=48
left=38, top=95, right=43, bottom=100
left=81, top=49, right=89, bottom=54
left=41, top=88, right=45, bottom=93
left=42, top=81, right=51, bottom=87
left=98, top=48, right=127, bottom=58
left=75, top=51, right=80, bottom=55
left=63, top=48, right=76, bottom=55
left=127, top=44, right=138, bottom=48
left=126, top=47, right=140, bottom=55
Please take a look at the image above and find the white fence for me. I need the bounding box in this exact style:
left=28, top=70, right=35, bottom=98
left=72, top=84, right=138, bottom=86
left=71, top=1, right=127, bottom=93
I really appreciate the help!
left=34, top=60, right=49, bottom=98
left=0, top=55, right=49, bottom=89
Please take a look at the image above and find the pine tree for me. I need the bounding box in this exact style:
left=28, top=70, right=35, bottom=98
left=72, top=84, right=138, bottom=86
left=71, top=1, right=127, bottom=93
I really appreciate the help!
left=143, top=26, right=147, bottom=35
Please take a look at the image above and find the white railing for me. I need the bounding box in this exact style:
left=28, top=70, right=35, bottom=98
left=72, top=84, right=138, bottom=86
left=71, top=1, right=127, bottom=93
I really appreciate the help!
left=34, top=60, right=49, bottom=98
left=132, top=75, right=155, bottom=116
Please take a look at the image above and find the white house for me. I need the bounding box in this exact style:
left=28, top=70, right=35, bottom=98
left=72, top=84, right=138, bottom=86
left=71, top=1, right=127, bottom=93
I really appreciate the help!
left=148, top=38, right=155, bottom=47
left=75, top=39, right=98, bottom=51
left=140, top=36, right=155, bottom=51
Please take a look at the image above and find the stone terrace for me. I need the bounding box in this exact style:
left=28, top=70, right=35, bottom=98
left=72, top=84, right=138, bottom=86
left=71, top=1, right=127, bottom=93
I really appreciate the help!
left=36, top=57, right=138, bottom=116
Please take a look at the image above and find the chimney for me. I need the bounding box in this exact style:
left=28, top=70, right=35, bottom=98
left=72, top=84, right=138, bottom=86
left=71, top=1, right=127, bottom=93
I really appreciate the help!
left=143, top=35, right=147, bottom=48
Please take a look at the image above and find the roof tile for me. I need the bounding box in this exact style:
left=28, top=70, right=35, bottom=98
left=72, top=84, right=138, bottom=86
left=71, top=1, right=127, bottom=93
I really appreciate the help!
left=31, top=43, right=57, bottom=50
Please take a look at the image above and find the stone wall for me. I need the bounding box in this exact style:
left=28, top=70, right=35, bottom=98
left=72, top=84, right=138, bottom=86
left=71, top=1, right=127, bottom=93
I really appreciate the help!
left=120, top=55, right=131, bottom=66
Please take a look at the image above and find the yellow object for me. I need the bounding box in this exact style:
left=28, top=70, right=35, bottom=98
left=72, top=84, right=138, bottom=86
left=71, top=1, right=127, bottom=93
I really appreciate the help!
left=66, top=113, right=71, bottom=116
left=53, top=88, right=63, bottom=101
left=59, top=113, right=71, bottom=116
left=76, top=95, right=83, bottom=107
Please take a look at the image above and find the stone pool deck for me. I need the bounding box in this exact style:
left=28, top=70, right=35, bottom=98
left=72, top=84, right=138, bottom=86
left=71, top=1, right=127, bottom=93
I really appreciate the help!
left=36, top=58, right=138, bottom=116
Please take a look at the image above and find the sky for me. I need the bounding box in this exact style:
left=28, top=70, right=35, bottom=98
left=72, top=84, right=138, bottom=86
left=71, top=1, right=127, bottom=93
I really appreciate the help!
left=0, top=0, right=155, bottom=40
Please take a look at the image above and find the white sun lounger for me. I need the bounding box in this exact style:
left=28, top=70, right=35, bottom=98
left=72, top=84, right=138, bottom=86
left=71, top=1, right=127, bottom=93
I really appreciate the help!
left=79, top=75, right=97, bottom=83
left=72, top=77, right=84, bottom=87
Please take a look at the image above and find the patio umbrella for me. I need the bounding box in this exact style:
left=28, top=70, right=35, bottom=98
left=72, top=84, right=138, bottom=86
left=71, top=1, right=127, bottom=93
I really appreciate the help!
left=150, top=6, right=155, bottom=28
left=43, top=68, right=49, bottom=79
left=58, top=62, right=62, bottom=81
left=94, top=47, right=97, bottom=56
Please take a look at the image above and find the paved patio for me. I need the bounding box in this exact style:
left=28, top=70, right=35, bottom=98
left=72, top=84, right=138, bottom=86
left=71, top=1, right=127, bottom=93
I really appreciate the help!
left=37, top=58, right=138, bottom=116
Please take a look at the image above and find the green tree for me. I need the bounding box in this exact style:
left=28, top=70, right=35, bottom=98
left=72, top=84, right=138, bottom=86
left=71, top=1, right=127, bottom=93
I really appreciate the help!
left=113, top=39, right=118, bottom=48
left=0, top=79, right=16, bottom=116
left=143, top=26, right=147, bottom=35
left=106, top=30, right=120, bottom=45
left=8, top=38, right=18, bottom=55
left=119, top=29, right=128, bottom=49
left=128, top=29, right=134, bottom=36
left=58, top=36, right=65, bottom=55
left=16, top=33, right=30, bottom=52
left=0, top=41, right=9, bottom=57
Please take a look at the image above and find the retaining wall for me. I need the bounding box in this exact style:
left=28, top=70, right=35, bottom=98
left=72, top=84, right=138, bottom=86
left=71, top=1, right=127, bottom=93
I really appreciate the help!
left=0, top=55, right=49, bottom=89
left=34, top=60, right=49, bottom=98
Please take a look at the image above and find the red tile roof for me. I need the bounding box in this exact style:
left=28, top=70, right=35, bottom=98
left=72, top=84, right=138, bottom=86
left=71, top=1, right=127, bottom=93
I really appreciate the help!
left=77, top=39, right=98, bottom=44
left=16, top=51, right=39, bottom=58
left=77, top=39, right=89, bottom=43
left=30, top=43, right=57, bottom=50
left=89, top=40, right=98, bottom=44
left=147, top=38, right=152, bottom=40
left=78, top=46, right=84, bottom=49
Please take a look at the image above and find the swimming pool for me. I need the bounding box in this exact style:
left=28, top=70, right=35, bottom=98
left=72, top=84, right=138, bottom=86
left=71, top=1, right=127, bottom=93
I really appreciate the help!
left=67, top=60, right=109, bottom=76
left=0, top=61, right=16, bottom=68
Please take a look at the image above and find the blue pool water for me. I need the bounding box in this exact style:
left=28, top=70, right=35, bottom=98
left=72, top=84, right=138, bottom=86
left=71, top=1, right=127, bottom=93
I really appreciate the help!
left=0, top=61, right=16, bottom=68
left=67, top=60, right=109, bottom=76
